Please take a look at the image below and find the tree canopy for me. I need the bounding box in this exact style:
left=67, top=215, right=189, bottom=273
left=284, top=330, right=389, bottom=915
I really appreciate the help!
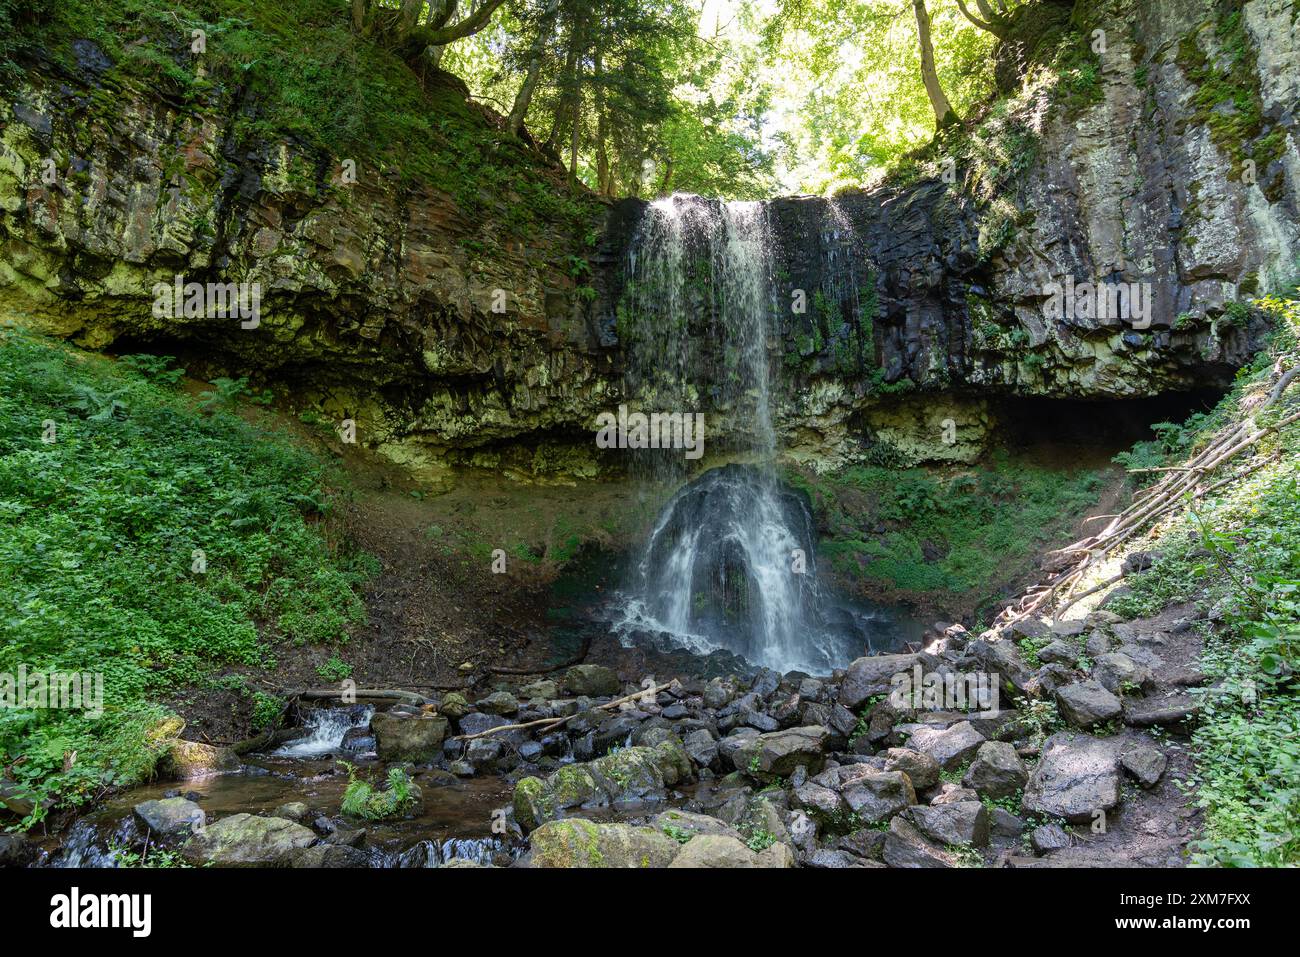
left=436, top=0, right=1029, bottom=197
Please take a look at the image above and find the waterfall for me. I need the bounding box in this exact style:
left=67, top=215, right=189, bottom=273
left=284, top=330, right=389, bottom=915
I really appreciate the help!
left=613, top=195, right=891, bottom=675
left=272, top=704, right=374, bottom=758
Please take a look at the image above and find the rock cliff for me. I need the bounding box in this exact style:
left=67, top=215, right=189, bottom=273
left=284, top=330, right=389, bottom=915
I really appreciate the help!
left=2, top=0, right=1297, bottom=476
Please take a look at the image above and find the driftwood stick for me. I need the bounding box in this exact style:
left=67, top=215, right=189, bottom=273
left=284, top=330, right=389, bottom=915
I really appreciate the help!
left=291, top=688, right=433, bottom=705
left=452, top=681, right=675, bottom=742
left=987, top=362, right=1299, bottom=638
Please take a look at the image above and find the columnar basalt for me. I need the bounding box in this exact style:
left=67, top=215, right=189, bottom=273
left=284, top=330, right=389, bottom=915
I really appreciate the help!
left=2, top=0, right=1297, bottom=477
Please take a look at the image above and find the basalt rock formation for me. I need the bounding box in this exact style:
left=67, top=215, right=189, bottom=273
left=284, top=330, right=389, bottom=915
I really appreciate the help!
left=2, top=0, right=1298, bottom=477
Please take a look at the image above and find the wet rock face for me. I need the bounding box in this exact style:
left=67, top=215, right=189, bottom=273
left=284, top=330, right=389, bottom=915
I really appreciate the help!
left=3, top=0, right=1296, bottom=477
left=0, top=68, right=618, bottom=483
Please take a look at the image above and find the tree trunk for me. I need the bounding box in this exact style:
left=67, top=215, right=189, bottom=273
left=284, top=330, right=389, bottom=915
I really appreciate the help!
left=399, top=0, right=425, bottom=34
left=508, top=0, right=560, bottom=137
left=351, top=0, right=368, bottom=33
left=954, top=0, right=1008, bottom=37
left=912, top=0, right=958, bottom=129
left=568, top=72, right=583, bottom=188
left=593, top=34, right=610, bottom=195
left=547, top=21, right=582, bottom=153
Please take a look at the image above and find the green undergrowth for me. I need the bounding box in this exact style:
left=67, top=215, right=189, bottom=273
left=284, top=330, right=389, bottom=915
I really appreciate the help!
left=0, top=329, right=374, bottom=826
left=1104, top=292, right=1300, bottom=866
left=17, top=0, right=595, bottom=238
left=787, top=453, right=1107, bottom=618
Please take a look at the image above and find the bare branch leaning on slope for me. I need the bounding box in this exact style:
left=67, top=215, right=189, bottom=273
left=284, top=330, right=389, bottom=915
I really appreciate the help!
left=984, top=361, right=1299, bottom=637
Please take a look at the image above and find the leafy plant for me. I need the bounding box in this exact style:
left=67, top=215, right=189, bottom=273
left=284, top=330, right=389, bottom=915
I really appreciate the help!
left=339, top=762, right=420, bottom=820
left=315, top=655, right=353, bottom=682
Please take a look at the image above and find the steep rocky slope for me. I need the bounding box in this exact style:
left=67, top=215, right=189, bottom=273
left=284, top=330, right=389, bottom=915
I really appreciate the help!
left=2, top=0, right=1297, bottom=478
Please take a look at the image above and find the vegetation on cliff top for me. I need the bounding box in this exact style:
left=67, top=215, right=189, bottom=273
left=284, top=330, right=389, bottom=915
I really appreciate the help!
left=12, top=0, right=597, bottom=235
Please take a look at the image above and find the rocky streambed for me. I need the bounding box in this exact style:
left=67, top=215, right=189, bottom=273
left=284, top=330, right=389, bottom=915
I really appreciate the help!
left=8, top=603, right=1203, bottom=869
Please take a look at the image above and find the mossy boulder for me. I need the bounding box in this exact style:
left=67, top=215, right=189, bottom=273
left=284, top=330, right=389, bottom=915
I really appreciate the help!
left=527, top=819, right=679, bottom=868
left=370, top=713, right=448, bottom=763
left=562, top=664, right=620, bottom=697
left=158, top=738, right=240, bottom=779
left=512, top=737, right=697, bottom=831
left=183, top=813, right=317, bottom=866
left=667, top=834, right=795, bottom=868
left=438, top=692, right=471, bottom=720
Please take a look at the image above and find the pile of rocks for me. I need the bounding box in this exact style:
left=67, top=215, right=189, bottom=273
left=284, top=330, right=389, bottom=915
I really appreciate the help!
left=146, top=605, right=1195, bottom=867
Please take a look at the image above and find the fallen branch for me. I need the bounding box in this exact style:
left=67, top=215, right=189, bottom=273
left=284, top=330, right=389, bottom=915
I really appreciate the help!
left=290, top=688, right=433, bottom=706
left=452, top=681, right=674, bottom=742
left=986, top=360, right=1298, bottom=637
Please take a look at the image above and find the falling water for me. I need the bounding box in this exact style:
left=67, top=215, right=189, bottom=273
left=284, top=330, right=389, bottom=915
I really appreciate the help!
left=613, top=195, right=898, bottom=674
left=272, top=704, right=375, bottom=758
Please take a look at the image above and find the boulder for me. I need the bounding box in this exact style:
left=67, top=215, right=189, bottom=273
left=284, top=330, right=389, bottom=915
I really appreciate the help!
left=1030, top=823, right=1072, bottom=854
left=184, top=814, right=317, bottom=866
left=666, top=834, right=792, bottom=868
left=438, top=692, right=471, bottom=720
left=882, top=816, right=956, bottom=868
left=563, top=664, right=620, bottom=697
left=906, top=721, right=985, bottom=770
left=963, top=740, right=1028, bottom=799
left=159, top=738, right=239, bottom=779
left=681, top=729, right=719, bottom=769
left=841, top=771, right=916, bottom=824
left=732, top=725, right=829, bottom=779
left=0, top=833, right=34, bottom=866
left=703, top=678, right=736, bottom=710
left=968, top=638, right=1034, bottom=695
left=793, top=782, right=846, bottom=819
left=133, top=797, right=204, bottom=837
left=1122, top=693, right=1199, bottom=727
left=882, top=747, right=940, bottom=790
left=519, top=679, right=558, bottom=700
left=930, top=785, right=979, bottom=805
left=465, top=737, right=503, bottom=771
left=1022, top=733, right=1120, bottom=824
left=1037, top=640, right=1078, bottom=665
left=1055, top=681, right=1123, bottom=728
left=370, top=713, right=448, bottom=763
left=512, top=738, right=693, bottom=831
left=904, top=801, right=989, bottom=847
left=1092, top=652, right=1153, bottom=694
left=805, top=848, right=866, bottom=868
left=271, top=802, right=308, bottom=823
left=1120, top=745, right=1168, bottom=788
left=528, top=819, right=679, bottom=868
left=476, top=691, right=520, bottom=715
left=989, top=807, right=1023, bottom=839
left=835, top=828, right=886, bottom=861
left=654, top=810, right=743, bottom=843
left=289, top=844, right=369, bottom=868
left=839, top=654, right=921, bottom=710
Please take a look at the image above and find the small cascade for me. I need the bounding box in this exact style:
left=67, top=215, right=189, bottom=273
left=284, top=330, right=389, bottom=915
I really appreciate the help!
left=273, top=704, right=375, bottom=758
left=51, top=818, right=137, bottom=868
left=394, top=836, right=515, bottom=868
